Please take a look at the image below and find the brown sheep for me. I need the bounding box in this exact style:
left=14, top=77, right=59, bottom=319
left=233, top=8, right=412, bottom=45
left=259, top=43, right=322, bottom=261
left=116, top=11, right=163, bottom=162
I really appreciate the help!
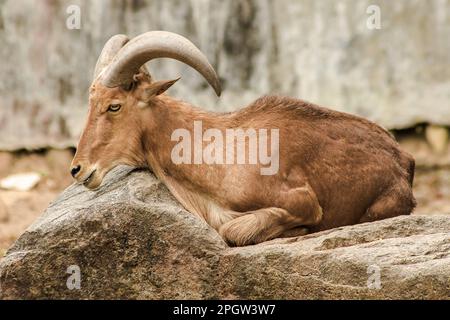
left=71, top=31, right=416, bottom=246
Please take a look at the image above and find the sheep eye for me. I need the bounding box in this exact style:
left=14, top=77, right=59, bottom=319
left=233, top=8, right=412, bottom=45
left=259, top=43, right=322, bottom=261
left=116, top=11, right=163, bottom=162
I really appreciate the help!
left=108, top=104, right=121, bottom=112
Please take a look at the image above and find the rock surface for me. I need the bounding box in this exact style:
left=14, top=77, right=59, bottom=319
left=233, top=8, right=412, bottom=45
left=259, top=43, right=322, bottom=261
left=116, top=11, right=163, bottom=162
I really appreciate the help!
left=0, top=166, right=449, bottom=299
left=1, top=0, right=450, bottom=150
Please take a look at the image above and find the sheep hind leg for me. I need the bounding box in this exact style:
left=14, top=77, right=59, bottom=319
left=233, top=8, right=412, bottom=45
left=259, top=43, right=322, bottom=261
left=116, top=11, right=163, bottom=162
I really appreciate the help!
left=359, top=182, right=416, bottom=223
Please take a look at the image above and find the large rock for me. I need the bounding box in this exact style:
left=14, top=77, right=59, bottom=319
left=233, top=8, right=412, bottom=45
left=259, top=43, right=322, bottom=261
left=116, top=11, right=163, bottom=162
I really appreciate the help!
left=0, top=166, right=449, bottom=299
left=1, top=0, right=450, bottom=150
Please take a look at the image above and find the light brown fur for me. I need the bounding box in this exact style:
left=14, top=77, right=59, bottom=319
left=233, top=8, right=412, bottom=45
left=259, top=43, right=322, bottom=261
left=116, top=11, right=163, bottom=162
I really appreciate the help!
left=72, top=74, right=416, bottom=246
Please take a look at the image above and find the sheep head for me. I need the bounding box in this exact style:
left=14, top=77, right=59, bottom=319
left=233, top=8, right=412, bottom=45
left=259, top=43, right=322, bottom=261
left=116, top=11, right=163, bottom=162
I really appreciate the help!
left=70, top=31, right=221, bottom=189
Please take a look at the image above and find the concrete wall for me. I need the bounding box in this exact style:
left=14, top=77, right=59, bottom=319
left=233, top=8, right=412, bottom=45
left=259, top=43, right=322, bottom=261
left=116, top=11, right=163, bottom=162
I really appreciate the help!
left=0, top=0, right=449, bottom=150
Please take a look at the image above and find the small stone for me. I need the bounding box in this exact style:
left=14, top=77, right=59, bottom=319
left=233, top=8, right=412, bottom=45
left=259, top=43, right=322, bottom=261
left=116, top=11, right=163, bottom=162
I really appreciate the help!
left=425, top=125, right=449, bottom=154
left=0, top=173, right=41, bottom=191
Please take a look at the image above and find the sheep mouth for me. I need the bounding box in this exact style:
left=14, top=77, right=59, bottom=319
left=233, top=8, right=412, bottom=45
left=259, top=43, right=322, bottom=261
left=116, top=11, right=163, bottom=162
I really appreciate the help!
left=82, top=170, right=96, bottom=186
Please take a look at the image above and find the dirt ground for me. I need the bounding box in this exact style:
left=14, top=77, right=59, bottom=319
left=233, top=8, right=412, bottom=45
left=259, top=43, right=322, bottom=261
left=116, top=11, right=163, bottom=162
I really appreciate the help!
left=0, top=149, right=74, bottom=254
left=0, top=135, right=449, bottom=255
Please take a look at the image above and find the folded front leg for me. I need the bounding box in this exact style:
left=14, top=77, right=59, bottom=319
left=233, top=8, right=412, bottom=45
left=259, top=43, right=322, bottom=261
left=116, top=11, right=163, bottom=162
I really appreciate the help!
left=218, top=208, right=290, bottom=246
left=218, top=183, right=323, bottom=246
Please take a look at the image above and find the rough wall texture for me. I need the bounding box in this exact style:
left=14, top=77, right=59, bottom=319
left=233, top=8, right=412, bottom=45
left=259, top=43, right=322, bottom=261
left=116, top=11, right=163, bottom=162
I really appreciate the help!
left=0, top=0, right=449, bottom=150
left=0, top=166, right=449, bottom=299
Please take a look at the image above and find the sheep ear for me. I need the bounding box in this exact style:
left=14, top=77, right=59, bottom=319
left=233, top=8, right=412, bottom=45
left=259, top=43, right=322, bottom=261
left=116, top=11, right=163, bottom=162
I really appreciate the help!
left=142, top=78, right=180, bottom=100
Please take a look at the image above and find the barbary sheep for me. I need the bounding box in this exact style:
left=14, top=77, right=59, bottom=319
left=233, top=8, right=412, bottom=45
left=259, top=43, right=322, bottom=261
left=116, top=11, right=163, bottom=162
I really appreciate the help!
left=71, top=31, right=416, bottom=246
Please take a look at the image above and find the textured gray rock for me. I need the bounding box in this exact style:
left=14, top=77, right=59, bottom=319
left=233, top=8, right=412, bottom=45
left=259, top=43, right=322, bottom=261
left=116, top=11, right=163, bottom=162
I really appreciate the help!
left=0, top=166, right=449, bottom=299
left=1, top=0, right=449, bottom=150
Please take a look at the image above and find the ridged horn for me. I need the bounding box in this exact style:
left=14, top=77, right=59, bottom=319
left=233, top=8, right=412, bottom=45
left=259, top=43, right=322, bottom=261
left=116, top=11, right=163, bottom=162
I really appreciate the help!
left=100, top=31, right=221, bottom=96
left=93, top=34, right=130, bottom=80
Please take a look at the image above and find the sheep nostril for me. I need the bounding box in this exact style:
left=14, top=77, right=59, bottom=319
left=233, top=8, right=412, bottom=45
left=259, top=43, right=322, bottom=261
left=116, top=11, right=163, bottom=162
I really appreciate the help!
left=71, top=165, right=81, bottom=178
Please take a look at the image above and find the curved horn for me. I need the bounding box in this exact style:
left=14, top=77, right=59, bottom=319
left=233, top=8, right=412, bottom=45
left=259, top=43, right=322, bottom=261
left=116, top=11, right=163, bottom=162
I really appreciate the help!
left=101, top=31, right=221, bottom=96
left=93, top=34, right=130, bottom=80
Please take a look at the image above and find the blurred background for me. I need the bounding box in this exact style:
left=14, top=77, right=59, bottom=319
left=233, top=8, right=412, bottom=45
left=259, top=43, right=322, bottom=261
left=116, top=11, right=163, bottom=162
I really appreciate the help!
left=0, top=0, right=449, bottom=253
